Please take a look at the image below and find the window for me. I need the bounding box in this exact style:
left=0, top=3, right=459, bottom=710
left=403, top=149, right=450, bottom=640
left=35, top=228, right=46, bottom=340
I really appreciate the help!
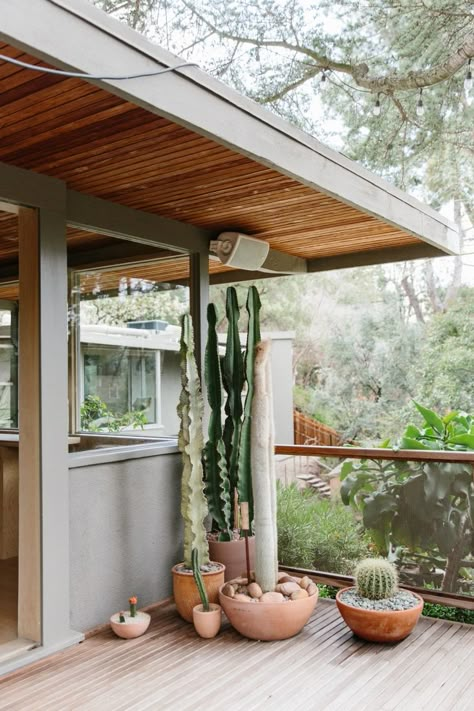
left=72, top=256, right=189, bottom=437
left=0, top=300, right=18, bottom=429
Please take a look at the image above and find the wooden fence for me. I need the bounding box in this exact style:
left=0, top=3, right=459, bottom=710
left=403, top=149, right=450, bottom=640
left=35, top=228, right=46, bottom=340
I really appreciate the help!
left=293, top=410, right=341, bottom=446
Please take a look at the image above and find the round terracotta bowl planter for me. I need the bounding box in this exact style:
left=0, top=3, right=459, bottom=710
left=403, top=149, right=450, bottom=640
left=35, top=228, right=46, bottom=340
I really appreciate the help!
left=336, top=587, right=424, bottom=643
left=172, top=563, right=225, bottom=623
left=208, top=537, right=256, bottom=582
left=192, top=603, right=222, bottom=639
left=219, top=584, right=318, bottom=641
left=110, top=611, right=151, bottom=639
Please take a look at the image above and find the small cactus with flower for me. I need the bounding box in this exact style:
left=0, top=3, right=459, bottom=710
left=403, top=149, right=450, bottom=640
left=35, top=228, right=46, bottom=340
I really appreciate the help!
left=111, top=595, right=150, bottom=638
left=129, top=596, right=138, bottom=618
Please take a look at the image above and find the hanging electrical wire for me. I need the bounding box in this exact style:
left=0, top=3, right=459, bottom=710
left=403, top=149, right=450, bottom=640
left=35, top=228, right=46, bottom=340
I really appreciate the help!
left=0, top=52, right=198, bottom=81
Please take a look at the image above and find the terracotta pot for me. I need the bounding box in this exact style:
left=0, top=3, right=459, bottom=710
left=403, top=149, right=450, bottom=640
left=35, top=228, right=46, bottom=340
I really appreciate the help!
left=192, top=603, right=222, bottom=639
left=110, top=611, right=151, bottom=639
left=208, top=537, right=256, bottom=582
left=172, top=562, right=225, bottom=622
left=336, top=587, right=424, bottom=643
left=219, top=583, right=318, bottom=641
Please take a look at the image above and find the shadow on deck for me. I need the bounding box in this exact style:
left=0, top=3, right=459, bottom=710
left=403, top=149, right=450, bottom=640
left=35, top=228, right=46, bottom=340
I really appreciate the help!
left=0, top=599, right=473, bottom=710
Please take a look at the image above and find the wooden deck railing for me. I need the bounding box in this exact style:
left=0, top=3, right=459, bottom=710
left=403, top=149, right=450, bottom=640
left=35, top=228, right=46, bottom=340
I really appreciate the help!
left=293, top=411, right=341, bottom=446
left=275, top=443, right=474, bottom=610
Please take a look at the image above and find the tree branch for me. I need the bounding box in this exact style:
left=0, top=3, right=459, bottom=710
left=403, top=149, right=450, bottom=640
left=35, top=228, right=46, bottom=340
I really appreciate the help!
left=184, top=2, right=474, bottom=95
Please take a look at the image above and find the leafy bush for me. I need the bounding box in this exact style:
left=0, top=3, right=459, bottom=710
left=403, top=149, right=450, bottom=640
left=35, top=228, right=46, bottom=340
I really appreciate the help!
left=422, top=602, right=474, bottom=625
left=277, top=483, right=372, bottom=574
left=80, top=394, right=147, bottom=432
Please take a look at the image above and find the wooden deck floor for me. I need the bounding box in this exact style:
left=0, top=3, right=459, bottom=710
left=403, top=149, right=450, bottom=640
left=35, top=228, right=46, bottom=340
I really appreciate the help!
left=0, top=599, right=473, bottom=710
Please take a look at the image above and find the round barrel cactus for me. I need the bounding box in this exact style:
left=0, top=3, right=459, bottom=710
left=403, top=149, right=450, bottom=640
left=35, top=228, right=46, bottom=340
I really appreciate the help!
left=355, top=558, right=398, bottom=600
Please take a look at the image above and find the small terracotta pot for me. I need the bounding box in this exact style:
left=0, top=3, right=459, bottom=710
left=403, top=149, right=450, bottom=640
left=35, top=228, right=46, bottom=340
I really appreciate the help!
left=192, top=603, right=222, bottom=638
left=336, top=587, right=424, bottom=643
left=172, top=562, right=225, bottom=622
left=219, top=583, right=318, bottom=641
left=110, top=611, right=151, bottom=639
left=208, top=537, right=256, bottom=582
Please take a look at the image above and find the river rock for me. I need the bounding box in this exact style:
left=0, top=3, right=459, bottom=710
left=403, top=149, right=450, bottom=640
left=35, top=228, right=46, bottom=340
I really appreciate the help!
left=247, top=582, right=263, bottom=599
left=299, top=576, right=312, bottom=590
left=306, top=583, right=318, bottom=597
left=290, top=589, right=309, bottom=600
left=279, top=582, right=301, bottom=596
left=234, top=593, right=252, bottom=603
left=260, top=592, right=285, bottom=604
left=222, top=583, right=235, bottom=598
left=279, top=575, right=297, bottom=584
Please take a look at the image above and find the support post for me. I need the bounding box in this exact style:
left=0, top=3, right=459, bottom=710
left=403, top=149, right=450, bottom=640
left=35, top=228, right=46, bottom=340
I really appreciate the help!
left=18, top=205, right=81, bottom=647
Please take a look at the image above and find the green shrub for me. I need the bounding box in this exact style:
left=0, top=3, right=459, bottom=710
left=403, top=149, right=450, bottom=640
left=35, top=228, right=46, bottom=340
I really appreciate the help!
left=277, top=483, right=371, bottom=574
left=422, top=602, right=474, bottom=625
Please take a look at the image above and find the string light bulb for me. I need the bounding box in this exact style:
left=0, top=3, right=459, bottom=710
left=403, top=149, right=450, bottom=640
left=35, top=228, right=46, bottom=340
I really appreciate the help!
left=416, top=88, right=424, bottom=117
left=465, top=59, right=473, bottom=92
left=373, top=93, right=381, bottom=116
left=320, top=70, right=328, bottom=90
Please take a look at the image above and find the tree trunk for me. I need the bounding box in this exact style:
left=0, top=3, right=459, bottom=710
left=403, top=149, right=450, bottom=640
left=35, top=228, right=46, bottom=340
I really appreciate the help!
left=401, top=275, right=425, bottom=324
left=441, top=516, right=469, bottom=593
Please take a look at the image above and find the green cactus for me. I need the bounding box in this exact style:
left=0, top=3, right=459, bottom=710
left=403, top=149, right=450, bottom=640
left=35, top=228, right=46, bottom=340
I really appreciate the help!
left=192, top=548, right=210, bottom=612
left=355, top=558, right=398, bottom=600
left=203, top=303, right=231, bottom=540
left=203, top=286, right=261, bottom=536
left=177, top=313, right=209, bottom=570
left=221, top=286, right=244, bottom=508
left=237, top=286, right=261, bottom=526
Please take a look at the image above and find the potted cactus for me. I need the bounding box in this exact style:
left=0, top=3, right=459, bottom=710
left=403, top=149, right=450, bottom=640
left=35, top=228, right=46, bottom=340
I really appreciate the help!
left=172, top=313, right=225, bottom=622
left=191, top=548, right=222, bottom=639
left=218, top=340, right=318, bottom=641
left=110, top=596, right=151, bottom=639
left=336, top=558, right=423, bottom=642
left=204, top=286, right=260, bottom=580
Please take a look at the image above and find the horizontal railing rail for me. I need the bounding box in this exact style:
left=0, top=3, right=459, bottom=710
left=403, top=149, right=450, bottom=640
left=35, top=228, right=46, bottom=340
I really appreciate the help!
left=276, top=443, right=474, bottom=463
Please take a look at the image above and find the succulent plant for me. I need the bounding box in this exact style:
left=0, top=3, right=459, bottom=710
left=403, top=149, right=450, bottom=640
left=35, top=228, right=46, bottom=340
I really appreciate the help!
left=355, top=558, right=398, bottom=600
left=192, top=548, right=210, bottom=612
left=251, top=340, right=278, bottom=593
left=204, top=286, right=261, bottom=539
left=177, top=313, right=209, bottom=569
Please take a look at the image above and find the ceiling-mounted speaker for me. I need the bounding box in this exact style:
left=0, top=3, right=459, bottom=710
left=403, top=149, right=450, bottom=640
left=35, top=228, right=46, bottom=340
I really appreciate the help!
left=209, top=232, right=270, bottom=270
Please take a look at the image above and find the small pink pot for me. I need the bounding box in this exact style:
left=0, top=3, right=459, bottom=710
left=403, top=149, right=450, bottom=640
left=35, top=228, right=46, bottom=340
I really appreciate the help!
left=110, top=611, right=151, bottom=639
left=192, top=603, right=222, bottom=639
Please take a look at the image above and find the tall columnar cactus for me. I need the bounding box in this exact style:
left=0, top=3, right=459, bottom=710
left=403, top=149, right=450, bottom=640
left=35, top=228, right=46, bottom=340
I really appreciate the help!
left=221, top=287, right=244, bottom=508
left=251, top=340, right=278, bottom=593
left=237, top=286, right=261, bottom=526
left=204, top=286, right=262, bottom=535
left=355, top=558, right=398, bottom=600
left=177, top=313, right=209, bottom=569
left=203, top=303, right=231, bottom=539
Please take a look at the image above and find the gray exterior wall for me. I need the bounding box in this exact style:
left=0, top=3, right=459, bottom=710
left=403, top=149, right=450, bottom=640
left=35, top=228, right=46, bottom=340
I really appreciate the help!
left=269, top=335, right=294, bottom=445
left=69, top=451, right=182, bottom=632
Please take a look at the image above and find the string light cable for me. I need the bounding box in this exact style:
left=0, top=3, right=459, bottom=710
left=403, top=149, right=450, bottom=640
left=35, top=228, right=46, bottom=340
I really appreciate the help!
left=0, top=52, right=198, bottom=81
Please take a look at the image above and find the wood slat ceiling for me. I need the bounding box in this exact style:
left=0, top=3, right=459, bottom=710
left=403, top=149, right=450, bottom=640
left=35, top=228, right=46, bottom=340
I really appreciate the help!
left=0, top=43, right=422, bottom=272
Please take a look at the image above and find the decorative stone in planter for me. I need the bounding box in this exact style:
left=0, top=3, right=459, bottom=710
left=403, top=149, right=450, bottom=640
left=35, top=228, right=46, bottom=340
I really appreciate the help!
left=192, top=603, right=222, bottom=639
left=219, top=574, right=318, bottom=641
left=110, top=596, right=151, bottom=639
left=336, top=587, right=423, bottom=643
left=172, top=561, right=225, bottom=623
left=208, top=536, right=256, bottom=582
